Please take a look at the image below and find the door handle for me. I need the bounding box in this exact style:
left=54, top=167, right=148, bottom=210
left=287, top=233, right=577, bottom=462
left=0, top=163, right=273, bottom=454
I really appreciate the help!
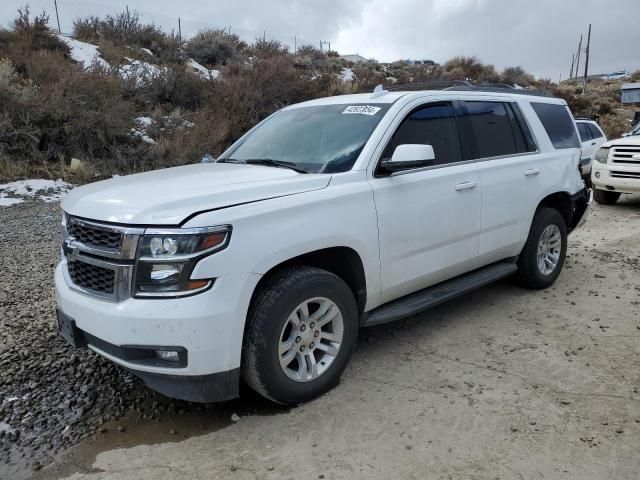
left=455, top=181, right=477, bottom=191
left=524, top=168, right=540, bottom=177
left=591, top=141, right=597, bottom=145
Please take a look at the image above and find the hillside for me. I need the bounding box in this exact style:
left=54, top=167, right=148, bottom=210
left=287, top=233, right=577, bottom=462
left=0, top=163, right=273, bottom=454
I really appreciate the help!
left=0, top=7, right=638, bottom=182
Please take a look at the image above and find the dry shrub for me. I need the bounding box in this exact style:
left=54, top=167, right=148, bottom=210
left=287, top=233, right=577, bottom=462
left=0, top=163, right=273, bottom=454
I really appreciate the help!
left=185, top=29, right=245, bottom=67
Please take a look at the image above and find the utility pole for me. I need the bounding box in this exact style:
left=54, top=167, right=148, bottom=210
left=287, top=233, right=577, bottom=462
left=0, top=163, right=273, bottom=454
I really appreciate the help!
left=178, top=17, right=182, bottom=44
left=575, top=34, right=582, bottom=79
left=54, top=0, right=61, bottom=34
left=570, top=53, right=575, bottom=79
left=583, top=23, right=591, bottom=93
left=294, top=36, right=297, bottom=55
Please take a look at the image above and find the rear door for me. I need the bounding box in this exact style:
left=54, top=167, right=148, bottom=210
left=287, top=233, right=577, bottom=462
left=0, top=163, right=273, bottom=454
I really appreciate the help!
left=460, top=99, right=540, bottom=265
left=369, top=100, right=482, bottom=304
left=577, top=122, right=597, bottom=160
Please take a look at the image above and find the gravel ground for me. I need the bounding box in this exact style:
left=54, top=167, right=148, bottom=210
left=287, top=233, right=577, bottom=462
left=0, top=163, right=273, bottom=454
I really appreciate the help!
left=2, top=195, right=640, bottom=480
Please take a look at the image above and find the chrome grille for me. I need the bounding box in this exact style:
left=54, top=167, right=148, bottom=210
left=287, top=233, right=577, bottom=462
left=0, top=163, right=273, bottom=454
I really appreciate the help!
left=67, top=218, right=122, bottom=249
left=67, top=260, right=115, bottom=294
left=62, top=216, right=144, bottom=301
left=611, top=146, right=640, bottom=165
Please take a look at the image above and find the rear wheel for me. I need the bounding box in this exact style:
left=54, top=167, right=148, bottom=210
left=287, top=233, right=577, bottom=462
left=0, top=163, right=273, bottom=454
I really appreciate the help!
left=242, top=266, right=358, bottom=405
left=593, top=189, right=620, bottom=205
left=517, top=208, right=567, bottom=289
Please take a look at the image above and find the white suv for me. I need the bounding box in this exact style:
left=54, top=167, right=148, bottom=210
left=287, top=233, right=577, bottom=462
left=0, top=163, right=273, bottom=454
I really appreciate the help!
left=575, top=118, right=607, bottom=185
left=591, top=131, right=640, bottom=204
left=55, top=86, right=591, bottom=405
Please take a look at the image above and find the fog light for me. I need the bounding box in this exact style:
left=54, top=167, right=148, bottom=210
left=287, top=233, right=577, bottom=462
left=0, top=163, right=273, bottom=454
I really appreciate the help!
left=155, top=350, right=180, bottom=362
left=595, top=171, right=600, bottom=179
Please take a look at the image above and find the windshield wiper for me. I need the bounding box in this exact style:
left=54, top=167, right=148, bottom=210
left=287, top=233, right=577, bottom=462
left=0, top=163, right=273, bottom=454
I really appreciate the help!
left=243, top=159, right=309, bottom=174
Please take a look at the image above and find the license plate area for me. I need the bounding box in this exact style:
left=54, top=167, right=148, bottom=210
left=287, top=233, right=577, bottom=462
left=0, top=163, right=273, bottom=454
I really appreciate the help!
left=56, top=309, right=86, bottom=349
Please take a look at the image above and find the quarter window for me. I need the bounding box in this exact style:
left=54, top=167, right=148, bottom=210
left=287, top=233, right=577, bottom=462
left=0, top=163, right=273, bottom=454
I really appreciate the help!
left=587, top=123, right=604, bottom=139
left=381, top=103, right=463, bottom=166
left=531, top=102, right=581, bottom=149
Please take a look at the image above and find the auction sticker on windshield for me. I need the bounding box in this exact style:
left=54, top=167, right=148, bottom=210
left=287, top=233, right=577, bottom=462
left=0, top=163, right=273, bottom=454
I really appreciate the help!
left=342, top=105, right=382, bottom=115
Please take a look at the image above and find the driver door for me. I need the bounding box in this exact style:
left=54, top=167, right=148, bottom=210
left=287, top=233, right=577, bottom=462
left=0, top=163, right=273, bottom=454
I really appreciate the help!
left=369, top=101, right=482, bottom=304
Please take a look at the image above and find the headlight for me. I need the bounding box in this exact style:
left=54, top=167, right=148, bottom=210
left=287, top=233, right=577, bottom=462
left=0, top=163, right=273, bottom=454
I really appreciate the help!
left=594, top=147, right=610, bottom=164
left=134, top=225, right=231, bottom=297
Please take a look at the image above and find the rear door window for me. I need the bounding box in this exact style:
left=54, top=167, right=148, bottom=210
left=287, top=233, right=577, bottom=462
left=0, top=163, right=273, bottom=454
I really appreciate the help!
left=577, top=123, right=592, bottom=141
left=531, top=102, right=580, bottom=149
left=464, top=101, right=528, bottom=158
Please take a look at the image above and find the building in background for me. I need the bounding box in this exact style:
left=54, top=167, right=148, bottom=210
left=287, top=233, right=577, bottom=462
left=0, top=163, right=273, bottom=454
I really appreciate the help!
left=621, top=82, right=640, bottom=105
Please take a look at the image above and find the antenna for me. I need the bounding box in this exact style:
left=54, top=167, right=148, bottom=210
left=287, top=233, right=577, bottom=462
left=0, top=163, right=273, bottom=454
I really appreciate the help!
left=371, top=85, right=389, bottom=98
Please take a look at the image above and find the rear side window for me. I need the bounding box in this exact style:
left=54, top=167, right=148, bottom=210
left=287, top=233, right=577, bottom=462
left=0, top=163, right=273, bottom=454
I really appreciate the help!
left=465, top=101, right=533, bottom=158
left=531, top=102, right=580, bottom=149
left=382, top=102, right=463, bottom=165
left=587, top=123, right=604, bottom=139
left=577, top=123, right=592, bottom=141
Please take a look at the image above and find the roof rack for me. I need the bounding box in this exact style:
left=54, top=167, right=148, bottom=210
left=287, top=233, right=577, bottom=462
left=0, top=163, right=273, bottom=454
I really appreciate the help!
left=574, top=115, right=600, bottom=124
left=384, top=80, right=553, bottom=98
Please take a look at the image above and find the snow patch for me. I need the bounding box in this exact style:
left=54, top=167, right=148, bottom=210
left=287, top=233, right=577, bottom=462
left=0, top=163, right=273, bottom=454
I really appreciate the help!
left=119, top=57, right=165, bottom=86
left=57, top=35, right=110, bottom=70
left=140, top=47, right=154, bottom=56
left=0, top=179, right=73, bottom=207
left=187, top=59, right=220, bottom=80
left=339, top=67, right=355, bottom=82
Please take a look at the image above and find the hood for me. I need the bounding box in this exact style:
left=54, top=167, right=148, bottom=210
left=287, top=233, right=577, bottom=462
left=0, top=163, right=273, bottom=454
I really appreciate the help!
left=602, top=136, right=640, bottom=148
left=62, top=163, right=331, bottom=225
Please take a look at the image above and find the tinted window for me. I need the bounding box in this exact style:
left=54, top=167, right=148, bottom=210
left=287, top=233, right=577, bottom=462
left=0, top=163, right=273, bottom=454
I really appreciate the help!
left=382, top=103, right=463, bottom=165
left=587, top=123, right=603, bottom=139
left=466, top=101, right=520, bottom=158
left=577, top=123, right=592, bottom=141
left=531, top=102, right=580, bottom=149
left=506, top=103, right=537, bottom=153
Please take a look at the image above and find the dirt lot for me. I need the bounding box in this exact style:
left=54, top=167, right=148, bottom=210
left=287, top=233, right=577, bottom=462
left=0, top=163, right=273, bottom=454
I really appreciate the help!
left=2, top=195, right=640, bottom=480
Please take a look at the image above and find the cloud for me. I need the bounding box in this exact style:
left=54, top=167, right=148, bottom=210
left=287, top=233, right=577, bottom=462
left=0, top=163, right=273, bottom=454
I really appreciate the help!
left=1, top=0, right=638, bottom=78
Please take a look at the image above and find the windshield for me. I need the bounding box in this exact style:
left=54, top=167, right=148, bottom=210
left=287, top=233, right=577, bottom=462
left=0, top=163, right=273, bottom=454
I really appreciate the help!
left=221, top=104, right=391, bottom=173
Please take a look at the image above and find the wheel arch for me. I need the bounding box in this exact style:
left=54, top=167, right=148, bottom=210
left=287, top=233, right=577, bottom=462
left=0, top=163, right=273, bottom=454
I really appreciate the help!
left=536, top=191, right=573, bottom=228
left=250, top=246, right=367, bottom=317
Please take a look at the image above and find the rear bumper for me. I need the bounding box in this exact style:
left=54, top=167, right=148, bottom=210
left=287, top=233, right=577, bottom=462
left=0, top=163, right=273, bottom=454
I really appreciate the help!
left=569, top=187, right=592, bottom=232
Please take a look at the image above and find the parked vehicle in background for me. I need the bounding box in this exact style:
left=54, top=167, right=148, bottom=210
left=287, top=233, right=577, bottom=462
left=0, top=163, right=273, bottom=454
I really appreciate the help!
left=591, top=134, right=640, bottom=204
left=622, top=121, right=640, bottom=137
left=55, top=85, right=591, bottom=405
left=575, top=118, right=607, bottom=186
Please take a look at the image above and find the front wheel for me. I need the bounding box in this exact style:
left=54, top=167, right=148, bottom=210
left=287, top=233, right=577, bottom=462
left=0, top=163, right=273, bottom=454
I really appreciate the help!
left=241, top=266, right=358, bottom=405
left=593, top=189, right=620, bottom=205
left=517, top=208, right=568, bottom=290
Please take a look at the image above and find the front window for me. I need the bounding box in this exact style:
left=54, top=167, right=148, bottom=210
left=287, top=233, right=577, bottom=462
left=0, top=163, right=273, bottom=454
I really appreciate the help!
left=221, top=104, right=390, bottom=173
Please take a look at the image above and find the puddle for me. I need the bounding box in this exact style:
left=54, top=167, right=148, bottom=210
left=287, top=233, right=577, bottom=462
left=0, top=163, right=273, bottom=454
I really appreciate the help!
left=31, top=386, right=290, bottom=480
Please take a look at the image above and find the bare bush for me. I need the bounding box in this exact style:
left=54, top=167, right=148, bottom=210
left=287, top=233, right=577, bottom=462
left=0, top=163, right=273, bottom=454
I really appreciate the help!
left=185, top=29, right=245, bottom=67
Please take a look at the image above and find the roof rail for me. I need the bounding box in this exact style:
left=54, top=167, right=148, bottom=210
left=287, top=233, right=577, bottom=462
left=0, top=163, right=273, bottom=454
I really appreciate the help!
left=386, top=80, right=473, bottom=91
left=384, top=80, right=553, bottom=98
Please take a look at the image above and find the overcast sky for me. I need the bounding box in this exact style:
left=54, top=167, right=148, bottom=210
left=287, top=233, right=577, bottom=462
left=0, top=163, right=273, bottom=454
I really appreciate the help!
left=1, top=0, right=638, bottom=80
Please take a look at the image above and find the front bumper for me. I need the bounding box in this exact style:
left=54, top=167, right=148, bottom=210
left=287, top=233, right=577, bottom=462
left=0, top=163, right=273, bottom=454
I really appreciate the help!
left=592, top=163, right=640, bottom=194
left=55, top=262, right=260, bottom=402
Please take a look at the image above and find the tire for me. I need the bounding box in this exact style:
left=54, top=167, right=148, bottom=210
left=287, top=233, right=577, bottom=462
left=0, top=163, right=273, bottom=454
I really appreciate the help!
left=517, top=208, right=568, bottom=290
left=593, top=189, right=620, bottom=205
left=241, top=266, right=358, bottom=405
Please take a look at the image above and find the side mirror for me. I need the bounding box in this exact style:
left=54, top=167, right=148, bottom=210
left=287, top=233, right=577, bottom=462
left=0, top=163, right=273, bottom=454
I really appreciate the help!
left=382, top=144, right=435, bottom=172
